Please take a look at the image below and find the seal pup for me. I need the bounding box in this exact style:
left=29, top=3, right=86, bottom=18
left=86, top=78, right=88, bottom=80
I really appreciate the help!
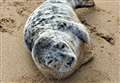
left=24, top=0, right=95, bottom=79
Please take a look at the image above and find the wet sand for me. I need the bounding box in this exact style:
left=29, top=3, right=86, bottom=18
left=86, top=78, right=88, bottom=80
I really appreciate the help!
left=0, top=0, right=120, bottom=83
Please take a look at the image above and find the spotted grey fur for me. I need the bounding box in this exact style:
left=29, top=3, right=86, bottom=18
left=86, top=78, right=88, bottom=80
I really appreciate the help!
left=24, top=0, right=95, bottom=79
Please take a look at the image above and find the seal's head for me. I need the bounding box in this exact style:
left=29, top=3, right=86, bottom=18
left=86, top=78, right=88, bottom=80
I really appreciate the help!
left=32, top=30, right=79, bottom=79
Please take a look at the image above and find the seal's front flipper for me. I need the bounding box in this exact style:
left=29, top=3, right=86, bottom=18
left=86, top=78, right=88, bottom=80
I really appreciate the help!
left=68, top=22, right=90, bottom=43
left=75, top=0, right=95, bottom=9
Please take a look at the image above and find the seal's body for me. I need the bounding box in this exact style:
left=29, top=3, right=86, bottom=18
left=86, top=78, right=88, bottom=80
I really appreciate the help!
left=24, top=0, right=95, bottom=79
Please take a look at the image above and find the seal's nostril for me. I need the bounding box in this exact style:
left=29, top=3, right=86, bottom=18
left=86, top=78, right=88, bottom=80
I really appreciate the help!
left=58, top=52, right=66, bottom=58
left=47, top=60, right=53, bottom=64
left=53, top=42, right=66, bottom=49
left=66, top=57, right=75, bottom=67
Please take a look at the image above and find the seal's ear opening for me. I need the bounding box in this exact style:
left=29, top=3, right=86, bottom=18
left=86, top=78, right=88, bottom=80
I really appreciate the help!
left=69, top=23, right=90, bottom=43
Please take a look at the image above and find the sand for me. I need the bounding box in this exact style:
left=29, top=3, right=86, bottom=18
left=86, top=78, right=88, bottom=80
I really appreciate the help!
left=0, top=0, right=120, bottom=83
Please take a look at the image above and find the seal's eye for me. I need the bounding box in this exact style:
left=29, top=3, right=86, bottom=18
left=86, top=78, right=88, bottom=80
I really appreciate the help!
left=54, top=42, right=66, bottom=49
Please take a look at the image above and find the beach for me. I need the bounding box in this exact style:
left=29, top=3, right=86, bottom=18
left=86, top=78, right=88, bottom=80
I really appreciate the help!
left=0, top=0, right=120, bottom=83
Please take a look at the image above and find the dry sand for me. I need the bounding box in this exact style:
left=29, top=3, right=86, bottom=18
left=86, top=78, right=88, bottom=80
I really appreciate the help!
left=0, top=0, right=120, bottom=83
